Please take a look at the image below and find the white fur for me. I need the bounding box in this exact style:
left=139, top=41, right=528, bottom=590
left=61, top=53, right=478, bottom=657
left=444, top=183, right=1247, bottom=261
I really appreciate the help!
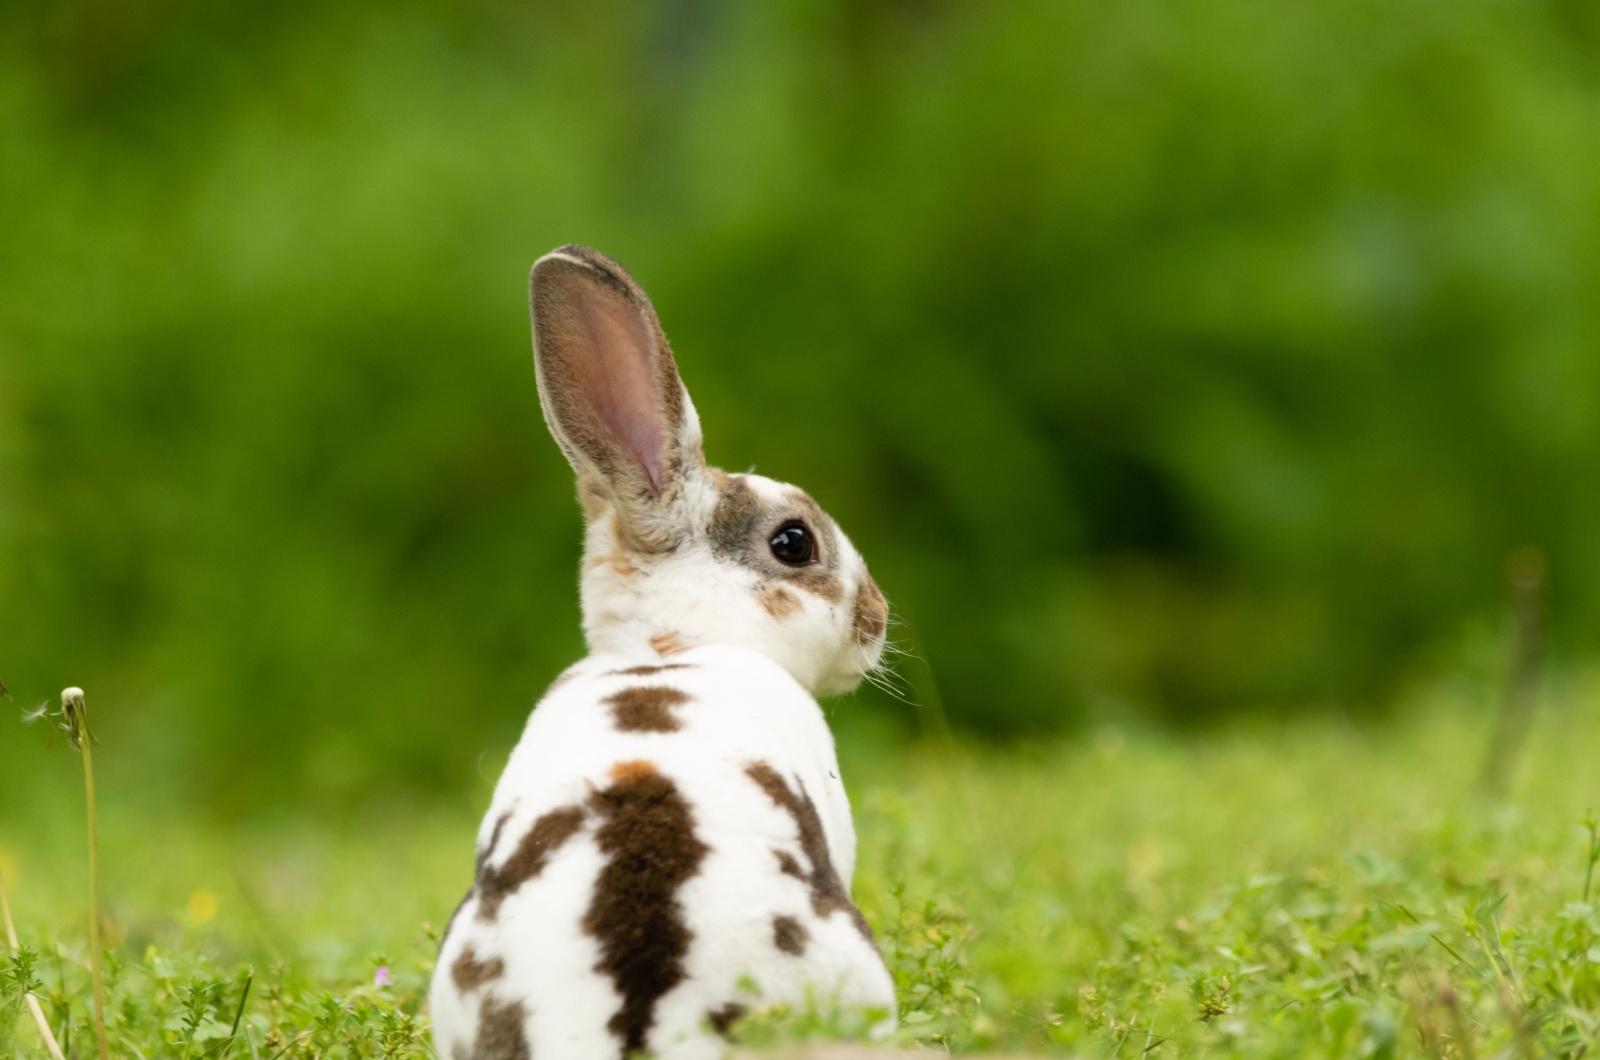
left=580, top=471, right=879, bottom=697
left=430, top=247, right=894, bottom=1060
left=431, top=648, right=895, bottom=1059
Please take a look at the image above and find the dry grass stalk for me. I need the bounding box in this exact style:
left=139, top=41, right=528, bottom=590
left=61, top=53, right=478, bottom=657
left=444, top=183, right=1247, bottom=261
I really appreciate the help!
left=0, top=861, right=69, bottom=1060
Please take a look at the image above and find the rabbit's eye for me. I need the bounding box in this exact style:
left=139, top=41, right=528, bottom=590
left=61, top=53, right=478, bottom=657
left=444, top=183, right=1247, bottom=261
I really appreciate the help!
left=769, top=521, right=815, bottom=566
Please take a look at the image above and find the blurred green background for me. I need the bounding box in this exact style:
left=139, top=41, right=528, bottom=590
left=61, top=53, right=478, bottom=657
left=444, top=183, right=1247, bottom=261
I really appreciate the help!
left=3, top=0, right=1598, bottom=812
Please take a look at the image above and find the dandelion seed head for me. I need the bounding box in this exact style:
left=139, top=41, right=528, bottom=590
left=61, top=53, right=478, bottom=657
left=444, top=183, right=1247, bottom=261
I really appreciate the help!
left=59, top=687, right=92, bottom=750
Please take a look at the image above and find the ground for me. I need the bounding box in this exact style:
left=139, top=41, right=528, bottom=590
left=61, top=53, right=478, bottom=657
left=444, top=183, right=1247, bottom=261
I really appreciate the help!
left=3, top=679, right=1598, bottom=1058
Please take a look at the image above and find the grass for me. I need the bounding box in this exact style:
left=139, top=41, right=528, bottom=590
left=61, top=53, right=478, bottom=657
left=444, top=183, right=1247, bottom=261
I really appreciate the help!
left=3, top=674, right=1599, bottom=1058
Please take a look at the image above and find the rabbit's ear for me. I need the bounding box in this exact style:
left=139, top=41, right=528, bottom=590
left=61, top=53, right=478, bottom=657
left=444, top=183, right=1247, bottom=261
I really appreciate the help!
left=530, top=246, right=706, bottom=547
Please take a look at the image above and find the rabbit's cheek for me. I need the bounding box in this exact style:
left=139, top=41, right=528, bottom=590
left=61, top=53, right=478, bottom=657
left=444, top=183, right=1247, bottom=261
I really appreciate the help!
left=785, top=564, right=846, bottom=605
left=754, top=582, right=803, bottom=618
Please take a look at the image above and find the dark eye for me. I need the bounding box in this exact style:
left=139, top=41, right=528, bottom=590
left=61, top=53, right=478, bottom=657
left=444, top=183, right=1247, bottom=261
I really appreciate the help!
left=769, top=521, right=815, bottom=566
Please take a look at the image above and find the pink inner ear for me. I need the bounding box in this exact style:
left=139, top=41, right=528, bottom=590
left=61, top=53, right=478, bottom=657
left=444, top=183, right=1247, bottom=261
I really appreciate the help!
left=570, top=282, right=667, bottom=494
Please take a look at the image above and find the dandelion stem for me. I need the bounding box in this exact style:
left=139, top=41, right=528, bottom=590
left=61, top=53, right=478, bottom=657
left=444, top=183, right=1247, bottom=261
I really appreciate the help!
left=0, top=860, right=69, bottom=1060
left=85, top=742, right=110, bottom=1060
left=63, top=687, right=112, bottom=1060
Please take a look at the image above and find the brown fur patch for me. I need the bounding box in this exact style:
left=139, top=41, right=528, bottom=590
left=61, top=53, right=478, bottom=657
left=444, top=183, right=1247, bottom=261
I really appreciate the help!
left=589, top=513, right=641, bottom=576
left=471, top=994, right=530, bottom=1060
left=707, top=1002, right=747, bottom=1040
left=477, top=811, right=515, bottom=878
left=476, top=806, right=586, bottom=921
left=788, top=565, right=845, bottom=604
left=608, top=758, right=659, bottom=783
left=451, top=946, right=507, bottom=993
left=708, top=474, right=766, bottom=560
left=590, top=550, right=639, bottom=577
left=606, top=663, right=694, bottom=677
left=746, top=762, right=875, bottom=943
left=755, top=582, right=802, bottom=618
left=851, top=573, right=888, bottom=646
left=583, top=765, right=709, bottom=1055
left=649, top=631, right=686, bottom=656
left=773, top=914, right=810, bottom=956
left=457, top=809, right=515, bottom=930
left=774, top=850, right=804, bottom=880
left=605, top=685, right=691, bottom=732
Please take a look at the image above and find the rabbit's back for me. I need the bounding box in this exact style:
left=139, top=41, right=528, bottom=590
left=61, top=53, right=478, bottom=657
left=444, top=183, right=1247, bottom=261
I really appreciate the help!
left=431, top=645, right=894, bottom=1060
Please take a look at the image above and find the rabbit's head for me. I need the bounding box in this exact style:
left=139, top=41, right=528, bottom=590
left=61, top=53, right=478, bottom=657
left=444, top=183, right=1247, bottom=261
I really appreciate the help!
left=530, top=245, right=888, bottom=696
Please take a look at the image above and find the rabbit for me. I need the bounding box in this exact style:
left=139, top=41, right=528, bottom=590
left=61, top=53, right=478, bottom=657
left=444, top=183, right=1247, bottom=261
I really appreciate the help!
left=430, top=245, right=896, bottom=1060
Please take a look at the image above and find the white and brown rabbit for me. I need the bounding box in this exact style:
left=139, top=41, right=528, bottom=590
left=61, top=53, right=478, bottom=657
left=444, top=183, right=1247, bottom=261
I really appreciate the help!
left=429, top=246, right=896, bottom=1060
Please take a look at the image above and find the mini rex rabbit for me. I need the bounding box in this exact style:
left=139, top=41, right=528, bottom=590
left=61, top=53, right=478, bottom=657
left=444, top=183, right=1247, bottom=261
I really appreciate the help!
left=430, top=246, right=895, bottom=1060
